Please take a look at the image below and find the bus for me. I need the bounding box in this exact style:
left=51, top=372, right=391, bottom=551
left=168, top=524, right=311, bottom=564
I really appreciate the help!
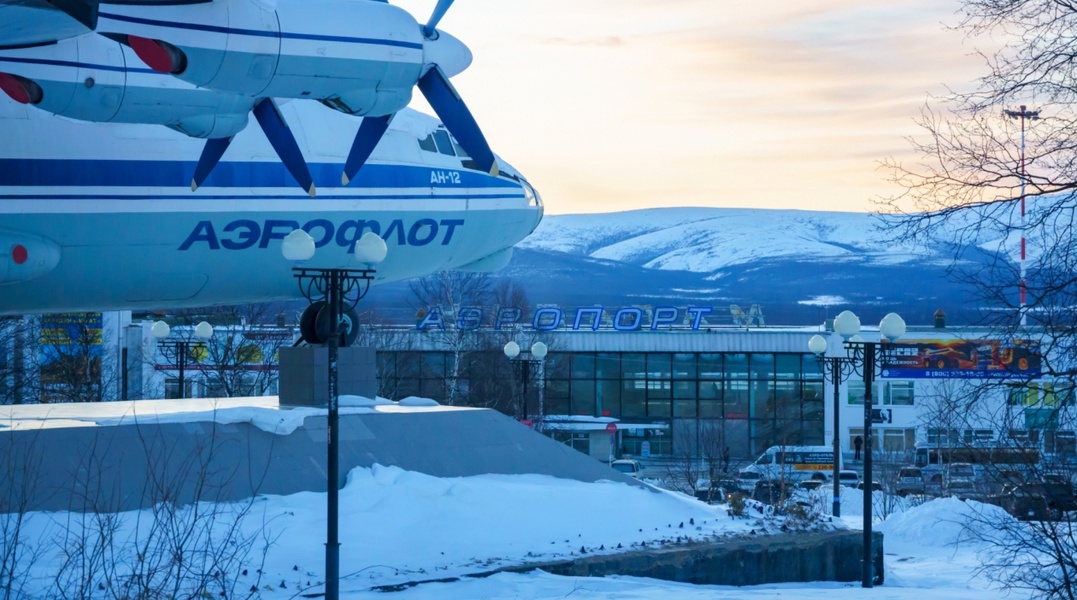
left=739, top=445, right=840, bottom=483
left=913, top=446, right=1041, bottom=471
left=913, top=446, right=1041, bottom=493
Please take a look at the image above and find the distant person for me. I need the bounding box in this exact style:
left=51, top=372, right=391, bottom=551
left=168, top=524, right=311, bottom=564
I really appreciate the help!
left=854, top=435, right=863, bottom=460
left=722, top=447, right=731, bottom=473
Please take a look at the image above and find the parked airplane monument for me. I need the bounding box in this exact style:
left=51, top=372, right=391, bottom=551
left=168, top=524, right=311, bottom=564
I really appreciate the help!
left=0, top=0, right=542, bottom=315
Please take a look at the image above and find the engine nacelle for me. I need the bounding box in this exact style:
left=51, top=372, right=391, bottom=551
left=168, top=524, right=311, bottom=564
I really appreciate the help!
left=98, top=0, right=424, bottom=116
left=0, top=34, right=126, bottom=122
left=0, top=34, right=254, bottom=139
left=0, top=231, right=60, bottom=285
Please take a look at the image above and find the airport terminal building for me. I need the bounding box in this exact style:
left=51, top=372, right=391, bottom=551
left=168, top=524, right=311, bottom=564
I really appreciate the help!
left=374, top=311, right=1072, bottom=465
left=5, top=309, right=1073, bottom=466
left=378, top=328, right=827, bottom=461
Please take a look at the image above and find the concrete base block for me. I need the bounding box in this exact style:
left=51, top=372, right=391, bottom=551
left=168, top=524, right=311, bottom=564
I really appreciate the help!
left=278, top=346, right=376, bottom=407
left=494, top=529, right=884, bottom=586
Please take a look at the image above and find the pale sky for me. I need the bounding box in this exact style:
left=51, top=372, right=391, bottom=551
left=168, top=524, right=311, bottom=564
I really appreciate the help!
left=395, top=0, right=987, bottom=215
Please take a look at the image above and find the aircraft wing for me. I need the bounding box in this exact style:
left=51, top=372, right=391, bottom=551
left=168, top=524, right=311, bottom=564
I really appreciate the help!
left=0, top=0, right=92, bottom=47
left=0, top=0, right=207, bottom=47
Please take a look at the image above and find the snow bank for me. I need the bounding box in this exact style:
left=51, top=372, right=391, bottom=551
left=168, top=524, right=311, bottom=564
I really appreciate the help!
left=96, top=405, right=321, bottom=435
left=87, top=396, right=445, bottom=433
left=878, top=497, right=1010, bottom=548
left=397, top=396, right=441, bottom=407
left=7, top=462, right=1019, bottom=599
left=340, top=395, right=395, bottom=407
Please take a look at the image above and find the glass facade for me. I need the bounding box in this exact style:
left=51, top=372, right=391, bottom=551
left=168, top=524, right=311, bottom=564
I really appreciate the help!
left=379, top=349, right=824, bottom=460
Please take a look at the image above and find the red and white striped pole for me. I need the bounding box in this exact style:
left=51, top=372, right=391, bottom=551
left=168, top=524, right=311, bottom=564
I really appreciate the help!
left=1004, top=105, right=1039, bottom=327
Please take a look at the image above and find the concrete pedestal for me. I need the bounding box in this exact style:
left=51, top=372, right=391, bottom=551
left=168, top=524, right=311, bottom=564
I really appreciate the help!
left=278, top=346, right=377, bottom=407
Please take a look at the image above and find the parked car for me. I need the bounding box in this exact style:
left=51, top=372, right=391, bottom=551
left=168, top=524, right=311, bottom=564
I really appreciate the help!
left=751, top=479, right=792, bottom=506
left=735, top=470, right=762, bottom=493
left=798, top=479, right=825, bottom=491
left=838, top=470, right=860, bottom=487
left=855, top=480, right=883, bottom=492
left=610, top=459, right=642, bottom=477
left=923, top=471, right=947, bottom=497
left=693, top=479, right=740, bottom=504
left=995, top=477, right=1077, bottom=521
left=896, top=466, right=925, bottom=496
left=947, top=463, right=977, bottom=498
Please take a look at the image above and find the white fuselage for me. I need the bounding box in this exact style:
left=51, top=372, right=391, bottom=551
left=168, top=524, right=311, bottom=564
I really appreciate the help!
left=0, top=101, right=543, bottom=314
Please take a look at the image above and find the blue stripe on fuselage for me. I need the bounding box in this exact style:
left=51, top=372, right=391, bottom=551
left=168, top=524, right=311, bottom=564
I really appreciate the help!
left=0, top=159, right=519, bottom=190
left=0, top=55, right=157, bottom=74
left=98, top=12, right=425, bottom=50
left=0, top=194, right=523, bottom=201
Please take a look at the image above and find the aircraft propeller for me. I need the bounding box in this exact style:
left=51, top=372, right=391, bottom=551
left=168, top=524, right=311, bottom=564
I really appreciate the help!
left=192, top=98, right=315, bottom=196
left=341, top=0, right=499, bottom=185
left=46, top=0, right=498, bottom=192
left=423, top=0, right=454, bottom=37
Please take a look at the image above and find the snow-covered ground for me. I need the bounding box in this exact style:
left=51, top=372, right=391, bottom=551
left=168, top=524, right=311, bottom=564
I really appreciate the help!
left=0, top=395, right=1029, bottom=599
left=7, top=462, right=1027, bottom=599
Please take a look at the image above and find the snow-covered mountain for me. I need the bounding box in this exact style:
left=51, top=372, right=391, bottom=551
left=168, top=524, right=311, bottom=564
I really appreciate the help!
left=374, top=207, right=997, bottom=327
left=519, top=208, right=938, bottom=273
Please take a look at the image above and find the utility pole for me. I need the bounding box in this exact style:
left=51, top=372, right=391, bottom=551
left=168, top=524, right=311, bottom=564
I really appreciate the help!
left=1004, top=105, right=1040, bottom=327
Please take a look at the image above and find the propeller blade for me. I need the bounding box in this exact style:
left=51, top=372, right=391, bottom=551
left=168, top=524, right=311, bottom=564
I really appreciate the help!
left=252, top=98, right=316, bottom=197
left=342, top=114, right=392, bottom=186
left=47, top=0, right=99, bottom=30
left=191, top=136, right=233, bottom=191
left=423, top=0, right=454, bottom=38
left=418, top=66, right=498, bottom=177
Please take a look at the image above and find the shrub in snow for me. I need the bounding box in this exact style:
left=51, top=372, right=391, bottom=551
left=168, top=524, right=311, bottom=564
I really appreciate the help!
left=727, top=493, right=748, bottom=518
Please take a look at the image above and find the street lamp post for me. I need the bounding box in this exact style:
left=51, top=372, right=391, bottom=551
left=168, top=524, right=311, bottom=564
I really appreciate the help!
left=812, top=310, right=905, bottom=589
left=152, top=320, right=213, bottom=399
left=503, top=341, right=548, bottom=429
left=808, top=322, right=857, bottom=519
left=281, top=228, right=386, bottom=600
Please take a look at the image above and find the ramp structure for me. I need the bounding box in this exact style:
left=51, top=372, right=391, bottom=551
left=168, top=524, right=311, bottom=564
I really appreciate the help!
left=0, top=397, right=644, bottom=513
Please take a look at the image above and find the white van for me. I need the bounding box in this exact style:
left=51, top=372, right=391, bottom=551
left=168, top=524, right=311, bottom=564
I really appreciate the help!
left=739, top=446, right=841, bottom=483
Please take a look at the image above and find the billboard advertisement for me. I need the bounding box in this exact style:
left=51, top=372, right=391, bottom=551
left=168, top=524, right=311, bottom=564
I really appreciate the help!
left=39, top=312, right=104, bottom=401
left=40, top=312, right=103, bottom=347
left=881, top=339, right=1041, bottom=379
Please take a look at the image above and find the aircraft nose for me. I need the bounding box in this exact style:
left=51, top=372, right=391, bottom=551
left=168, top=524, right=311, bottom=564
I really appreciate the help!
left=423, top=29, right=472, bottom=78
left=522, top=179, right=544, bottom=229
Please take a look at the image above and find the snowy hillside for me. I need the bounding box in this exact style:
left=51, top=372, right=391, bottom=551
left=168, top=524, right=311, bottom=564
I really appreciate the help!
left=370, top=207, right=1002, bottom=326
left=519, top=208, right=938, bottom=274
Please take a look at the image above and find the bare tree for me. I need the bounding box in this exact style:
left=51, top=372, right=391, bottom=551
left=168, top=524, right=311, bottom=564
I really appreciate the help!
left=665, top=421, right=730, bottom=503
left=165, top=305, right=290, bottom=398
left=872, top=448, right=910, bottom=520
left=880, top=1, right=1077, bottom=373
left=52, top=411, right=278, bottom=599
left=877, top=6, right=1077, bottom=595
left=962, top=496, right=1077, bottom=599
left=0, top=317, right=37, bottom=405
left=410, top=271, right=493, bottom=405
left=664, top=421, right=705, bottom=498
left=487, top=278, right=557, bottom=419
left=0, top=423, right=46, bottom=599
left=35, top=313, right=118, bottom=403
left=916, top=379, right=977, bottom=495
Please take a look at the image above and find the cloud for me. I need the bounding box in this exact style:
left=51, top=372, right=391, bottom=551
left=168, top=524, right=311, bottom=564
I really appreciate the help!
left=540, top=36, right=625, bottom=47
left=398, top=0, right=991, bottom=215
